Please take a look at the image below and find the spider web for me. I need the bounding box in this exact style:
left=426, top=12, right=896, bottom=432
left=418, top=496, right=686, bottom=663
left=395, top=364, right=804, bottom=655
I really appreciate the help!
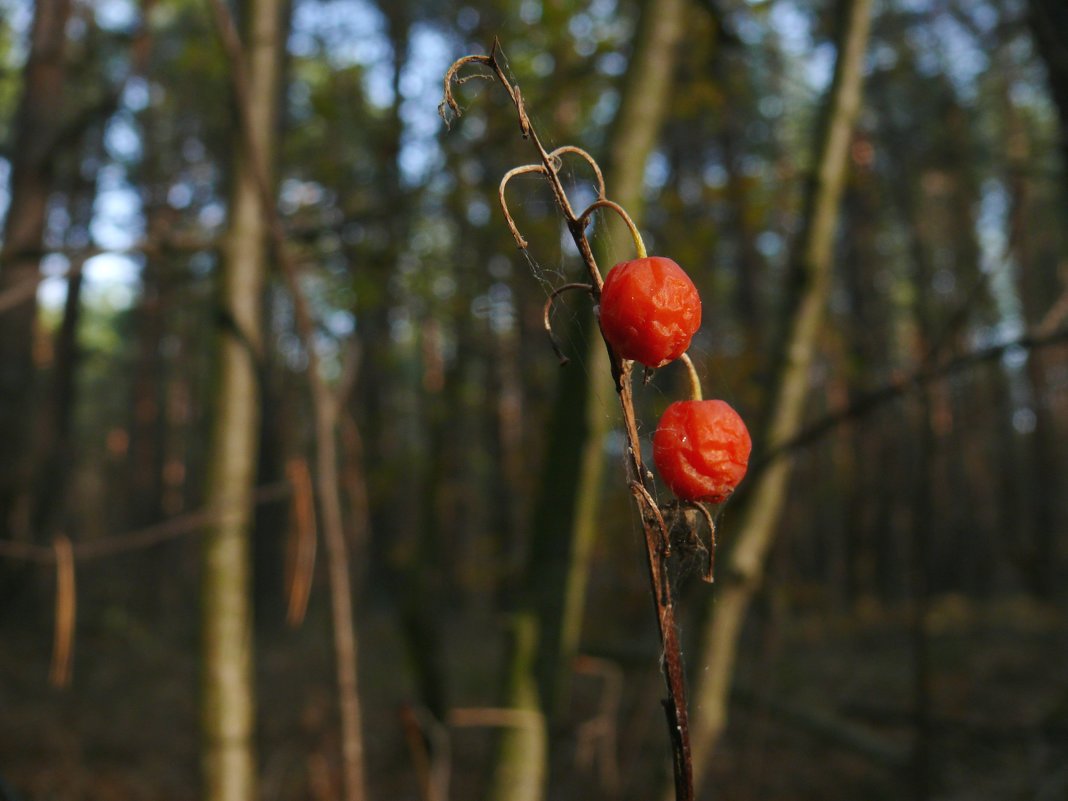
left=488, top=49, right=730, bottom=593
left=511, top=175, right=725, bottom=592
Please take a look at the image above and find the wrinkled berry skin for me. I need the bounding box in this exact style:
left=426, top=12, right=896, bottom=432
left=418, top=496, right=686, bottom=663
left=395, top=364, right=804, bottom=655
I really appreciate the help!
left=653, top=400, right=751, bottom=503
left=599, top=257, right=701, bottom=368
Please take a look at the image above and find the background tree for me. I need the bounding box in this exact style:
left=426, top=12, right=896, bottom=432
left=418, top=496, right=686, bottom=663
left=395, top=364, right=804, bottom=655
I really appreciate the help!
left=0, top=0, right=72, bottom=545
left=687, top=0, right=873, bottom=789
left=200, top=0, right=288, bottom=799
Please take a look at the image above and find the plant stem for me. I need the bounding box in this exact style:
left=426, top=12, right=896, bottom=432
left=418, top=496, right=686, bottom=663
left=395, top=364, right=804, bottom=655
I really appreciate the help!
left=679, top=353, right=704, bottom=402
left=444, top=43, right=695, bottom=800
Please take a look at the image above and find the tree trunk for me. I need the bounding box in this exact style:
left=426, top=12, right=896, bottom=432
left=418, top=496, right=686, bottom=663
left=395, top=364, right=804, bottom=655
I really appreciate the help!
left=1028, top=0, right=1068, bottom=177
left=0, top=0, right=72, bottom=543
left=30, top=163, right=95, bottom=539
left=488, top=613, right=548, bottom=801
left=200, top=0, right=286, bottom=798
left=685, top=0, right=874, bottom=793
left=489, top=1, right=687, bottom=799
left=1024, top=0, right=1067, bottom=598
left=555, top=0, right=689, bottom=697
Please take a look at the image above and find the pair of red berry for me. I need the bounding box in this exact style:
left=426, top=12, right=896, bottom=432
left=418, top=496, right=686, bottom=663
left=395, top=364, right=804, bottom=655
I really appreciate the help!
left=599, top=257, right=751, bottom=504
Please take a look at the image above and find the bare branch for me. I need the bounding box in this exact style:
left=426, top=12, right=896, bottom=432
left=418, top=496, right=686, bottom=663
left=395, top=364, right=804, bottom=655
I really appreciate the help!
left=548, top=145, right=607, bottom=200
left=498, top=163, right=548, bottom=249
left=0, top=481, right=291, bottom=563
left=630, top=480, right=670, bottom=553
left=439, top=54, right=494, bottom=125
left=1038, top=280, right=1068, bottom=336
left=441, top=47, right=588, bottom=251
left=758, top=323, right=1068, bottom=470
left=543, top=282, right=593, bottom=365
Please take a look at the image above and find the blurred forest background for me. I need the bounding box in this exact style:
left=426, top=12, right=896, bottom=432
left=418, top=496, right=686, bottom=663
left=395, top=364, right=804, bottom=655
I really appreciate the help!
left=1, top=0, right=1067, bottom=799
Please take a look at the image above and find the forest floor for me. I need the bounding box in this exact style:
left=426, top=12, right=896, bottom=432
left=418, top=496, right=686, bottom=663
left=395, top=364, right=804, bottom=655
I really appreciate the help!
left=1, top=575, right=1066, bottom=801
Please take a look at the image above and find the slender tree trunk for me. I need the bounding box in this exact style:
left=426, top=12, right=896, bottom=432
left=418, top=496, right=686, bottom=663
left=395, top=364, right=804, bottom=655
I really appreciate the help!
left=716, top=54, right=763, bottom=337
left=0, top=0, right=72, bottom=542
left=128, top=238, right=167, bottom=527
left=357, top=0, right=408, bottom=569
left=839, top=175, right=884, bottom=604
left=488, top=614, right=548, bottom=801
left=891, top=159, right=937, bottom=801
left=1028, top=0, right=1068, bottom=177
left=1022, top=2, right=1066, bottom=597
left=685, top=1, right=874, bottom=793
left=200, top=0, right=286, bottom=798
left=489, top=3, right=688, bottom=800
left=208, top=1, right=369, bottom=796
left=30, top=164, right=95, bottom=539
left=555, top=0, right=689, bottom=696
left=125, top=0, right=166, bottom=533
left=358, top=0, right=452, bottom=723
left=907, top=389, right=934, bottom=801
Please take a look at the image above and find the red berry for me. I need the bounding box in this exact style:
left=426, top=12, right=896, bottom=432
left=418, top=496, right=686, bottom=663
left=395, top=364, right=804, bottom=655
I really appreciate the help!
left=599, top=256, right=701, bottom=368
left=653, top=400, right=751, bottom=503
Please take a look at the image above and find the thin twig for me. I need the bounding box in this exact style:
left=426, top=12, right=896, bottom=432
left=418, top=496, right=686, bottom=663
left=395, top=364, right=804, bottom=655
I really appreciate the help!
left=499, top=163, right=548, bottom=248
left=49, top=535, right=75, bottom=688
left=757, top=323, right=1068, bottom=471
left=1037, top=281, right=1068, bottom=336
left=548, top=145, right=607, bottom=200
left=543, top=282, right=593, bottom=365
left=0, top=480, right=291, bottom=563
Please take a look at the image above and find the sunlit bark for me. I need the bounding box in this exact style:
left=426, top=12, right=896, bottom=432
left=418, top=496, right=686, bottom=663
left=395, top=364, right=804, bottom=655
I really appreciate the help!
left=200, top=0, right=287, bottom=799
left=685, top=1, right=874, bottom=794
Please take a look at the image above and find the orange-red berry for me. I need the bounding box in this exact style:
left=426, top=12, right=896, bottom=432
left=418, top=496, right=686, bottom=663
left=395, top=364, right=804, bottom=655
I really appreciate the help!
left=653, top=400, right=751, bottom=503
left=599, top=256, right=701, bottom=368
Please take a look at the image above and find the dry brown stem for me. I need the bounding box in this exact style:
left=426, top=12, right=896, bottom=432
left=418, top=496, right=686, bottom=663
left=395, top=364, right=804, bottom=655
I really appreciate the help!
left=499, top=163, right=548, bottom=248
left=548, top=145, right=607, bottom=199
left=400, top=705, right=451, bottom=801
left=542, top=282, right=593, bottom=365
left=285, top=458, right=318, bottom=627
left=442, top=42, right=696, bottom=800
left=49, top=535, right=75, bottom=687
